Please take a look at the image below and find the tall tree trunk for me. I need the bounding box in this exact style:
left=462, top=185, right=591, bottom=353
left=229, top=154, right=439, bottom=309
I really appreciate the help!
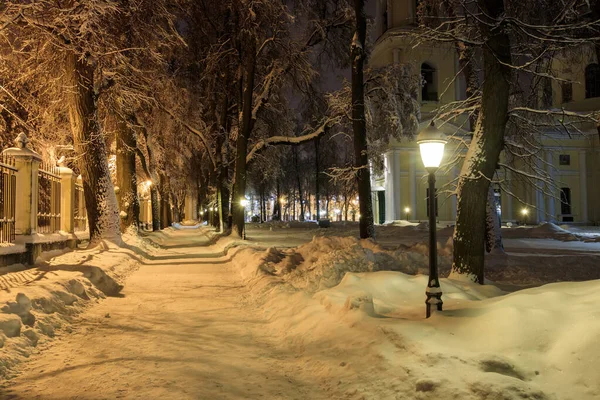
left=232, top=39, right=256, bottom=237
left=451, top=0, right=512, bottom=283
left=159, top=174, right=169, bottom=229
left=294, top=148, right=305, bottom=221
left=352, top=0, right=375, bottom=239
left=65, top=51, right=120, bottom=244
left=273, top=182, right=281, bottom=221
left=138, top=124, right=160, bottom=231
left=442, top=3, right=505, bottom=253
left=116, top=118, right=140, bottom=233
left=216, top=91, right=230, bottom=233
left=150, top=186, right=160, bottom=231
left=315, top=137, right=320, bottom=220
left=485, top=185, right=505, bottom=254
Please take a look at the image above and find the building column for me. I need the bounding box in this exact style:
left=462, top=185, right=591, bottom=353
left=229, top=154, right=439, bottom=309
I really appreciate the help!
left=546, top=152, right=556, bottom=222
left=392, top=150, right=402, bottom=221
left=409, top=150, right=417, bottom=219
left=580, top=150, right=588, bottom=223
left=536, top=157, right=545, bottom=223
left=384, top=152, right=395, bottom=222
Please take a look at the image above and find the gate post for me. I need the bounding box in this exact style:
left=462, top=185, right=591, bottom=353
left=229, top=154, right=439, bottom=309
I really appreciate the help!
left=58, top=165, right=76, bottom=234
left=3, top=133, right=41, bottom=236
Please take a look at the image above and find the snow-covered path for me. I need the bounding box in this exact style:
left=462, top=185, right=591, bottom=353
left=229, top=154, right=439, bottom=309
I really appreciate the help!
left=1, top=231, right=328, bottom=400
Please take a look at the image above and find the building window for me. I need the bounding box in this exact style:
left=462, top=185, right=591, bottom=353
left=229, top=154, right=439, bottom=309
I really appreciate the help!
left=559, top=154, right=570, bottom=165
left=426, top=188, right=438, bottom=217
left=561, top=82, right=573, bottom=103
left=585, top=64, right=600, bottom=98
left=421, top=63, right=438, bottom=101
left=560, top=188, right=572, bottom=216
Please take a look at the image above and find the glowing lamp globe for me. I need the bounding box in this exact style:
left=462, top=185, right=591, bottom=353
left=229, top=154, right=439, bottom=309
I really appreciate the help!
left=240, top=199, right=249, bottom=208
left=416, top=122, right=447, bottom=170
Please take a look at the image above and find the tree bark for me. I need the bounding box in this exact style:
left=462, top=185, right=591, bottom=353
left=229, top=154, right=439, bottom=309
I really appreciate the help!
left=451, top=0, right=512, bottom=283
left=232, top=38, right=256, bottom=237
left=315, top=137, right=321, bottom=220
left=294, top=148, right=305, bottom=221
left=116, top=118, right=140, bottom=233
left=352, top=0, right=375, bottom=239
left=65, top=51, right=120, bottom=244
left=485, top=185, right=505, bottom=254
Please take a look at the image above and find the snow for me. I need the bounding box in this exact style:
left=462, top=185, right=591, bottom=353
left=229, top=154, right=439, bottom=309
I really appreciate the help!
left=2, top=224, right=600, bottom=399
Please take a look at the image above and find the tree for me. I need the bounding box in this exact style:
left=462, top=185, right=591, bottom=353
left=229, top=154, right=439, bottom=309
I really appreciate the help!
left=418, top=0, right=600, bottom=283
left=1, top=0, right=181, bottom=243
left=351, top=0, right=374, bottom=238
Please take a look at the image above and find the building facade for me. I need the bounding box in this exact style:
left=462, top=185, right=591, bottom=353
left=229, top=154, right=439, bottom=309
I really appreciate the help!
left=369, top=0, right=600, bottom=225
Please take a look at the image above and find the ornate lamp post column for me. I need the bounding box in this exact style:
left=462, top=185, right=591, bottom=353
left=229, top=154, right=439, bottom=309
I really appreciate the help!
left=417, top=122, right=447, bottom=319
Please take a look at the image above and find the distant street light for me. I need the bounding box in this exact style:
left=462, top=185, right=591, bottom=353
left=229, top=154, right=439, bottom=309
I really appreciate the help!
left=417, top=121, right=447, bottom=319
left=404, top=207, right=410, bottom=221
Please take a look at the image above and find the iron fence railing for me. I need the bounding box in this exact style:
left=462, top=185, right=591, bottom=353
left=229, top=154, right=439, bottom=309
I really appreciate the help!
left=37, top=163, right=61, bottom=234
left=74, top=182, right=87, bottom=231
left=0, top=155, right=16, bottom=243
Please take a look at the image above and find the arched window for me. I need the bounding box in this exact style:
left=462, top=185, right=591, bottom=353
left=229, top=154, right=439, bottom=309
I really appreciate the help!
left=585, top=63, right=600, bottom=98
left=421, top=62, right=437, bottom=101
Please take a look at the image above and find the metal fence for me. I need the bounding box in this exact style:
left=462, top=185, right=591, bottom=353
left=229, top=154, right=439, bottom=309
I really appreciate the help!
left=37, top=163, right=61, bottom=234
left=74, top=181, right=87, bottom=231
left=0, top=155, right=16, bottom=243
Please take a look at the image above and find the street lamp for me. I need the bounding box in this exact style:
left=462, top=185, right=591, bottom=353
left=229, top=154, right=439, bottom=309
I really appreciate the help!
left=404, top=207, right=410, bottom=221
left=521, top=208, right=529, bottom=225
left=417, top=121, right=447, bottom=319
left=240, top=198, right=249, bottom=239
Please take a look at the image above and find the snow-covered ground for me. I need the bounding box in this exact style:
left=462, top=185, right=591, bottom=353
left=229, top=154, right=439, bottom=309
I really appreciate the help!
left=0, top=222, right=599, bottom=399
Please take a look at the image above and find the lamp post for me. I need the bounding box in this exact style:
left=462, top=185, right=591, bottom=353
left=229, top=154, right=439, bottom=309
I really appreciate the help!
left=240, top=198, right=248, bottom=239
left=521, top=208, right=529, bottom=226
left=417, top=121, right=447, bottom=319
left=404, top=207, right=410, bottom=221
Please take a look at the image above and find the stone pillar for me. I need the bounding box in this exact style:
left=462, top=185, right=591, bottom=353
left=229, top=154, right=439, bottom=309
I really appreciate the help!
left=58, top=166, right=76, bottom=234
left=3, top=133, right=41, bottom=236
left=580, top=150, right=588, bottom=223
left=409, top=151, right=417, bottom=219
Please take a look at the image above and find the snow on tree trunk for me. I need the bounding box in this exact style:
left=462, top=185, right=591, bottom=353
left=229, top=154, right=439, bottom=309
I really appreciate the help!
left=485, top=185, right=505, bottom=254
left=451, top=0, right=511, bottom=284
left=116, top=118, right=140, bottom=233
left=352, top=0, right=375, bottom=239
left=65, top=51, right=120, bottom=245
left=232, top=38, right=256, bottom=238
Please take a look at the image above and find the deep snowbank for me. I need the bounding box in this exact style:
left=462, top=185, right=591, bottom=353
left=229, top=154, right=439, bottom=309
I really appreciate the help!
left=231, top=234, right=600, bottom=399
left=318, top=271, right=600, bottom=400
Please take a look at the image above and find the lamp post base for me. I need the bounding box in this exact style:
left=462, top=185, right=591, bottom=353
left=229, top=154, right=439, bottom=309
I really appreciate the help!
left=425, top=290, right=443, bottom=318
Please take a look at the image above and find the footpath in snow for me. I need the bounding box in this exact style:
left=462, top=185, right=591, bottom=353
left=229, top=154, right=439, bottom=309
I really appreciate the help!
left=0, top=222, right=599, bottom=399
